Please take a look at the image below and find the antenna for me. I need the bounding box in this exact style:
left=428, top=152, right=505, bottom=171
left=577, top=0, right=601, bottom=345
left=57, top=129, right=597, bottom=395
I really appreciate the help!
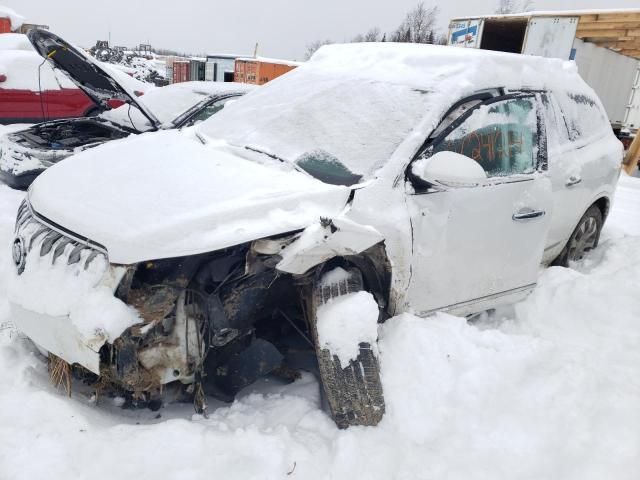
left=253, top=42, right=259, bottom=58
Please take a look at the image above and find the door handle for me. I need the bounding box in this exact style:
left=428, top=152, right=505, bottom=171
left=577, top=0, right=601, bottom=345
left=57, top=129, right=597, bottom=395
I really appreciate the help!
left=512, top=209, right=546, bottom=221
left=565, top=175, right=582, bottom=187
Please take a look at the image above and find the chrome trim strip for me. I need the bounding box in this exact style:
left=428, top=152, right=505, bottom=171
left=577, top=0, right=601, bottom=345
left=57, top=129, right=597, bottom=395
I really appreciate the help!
left=416, top=283, right=536, bottom=317
left=23, top=200, right=108, bottom=256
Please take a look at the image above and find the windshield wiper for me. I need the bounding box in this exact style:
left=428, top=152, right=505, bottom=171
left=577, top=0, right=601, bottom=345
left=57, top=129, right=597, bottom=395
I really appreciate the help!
left=244, top=145, right=290, bottom=165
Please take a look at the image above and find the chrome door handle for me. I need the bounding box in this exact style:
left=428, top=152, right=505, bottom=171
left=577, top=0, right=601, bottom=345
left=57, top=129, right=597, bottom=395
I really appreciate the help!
left=565, top=175, right=582, bottom=187
left=512, top=209, right=546, bottom=221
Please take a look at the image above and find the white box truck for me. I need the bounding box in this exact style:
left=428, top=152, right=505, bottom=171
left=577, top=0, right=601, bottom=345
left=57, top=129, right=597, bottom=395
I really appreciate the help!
left=448, top=10, right=640, bottom=129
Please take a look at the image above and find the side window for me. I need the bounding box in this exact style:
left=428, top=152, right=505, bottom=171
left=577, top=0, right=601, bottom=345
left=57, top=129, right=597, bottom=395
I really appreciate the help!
left=431, top=96, right=539, bottom=177
left=182, top=97, right=234, bottom=127
left=540, top=92, right=570, bottom=151
left=554, top=92, right=610, bottom=142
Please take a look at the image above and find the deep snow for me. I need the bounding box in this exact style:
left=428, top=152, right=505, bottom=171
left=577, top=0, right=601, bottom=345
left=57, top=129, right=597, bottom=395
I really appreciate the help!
left=0, top=174, right=638, bottom=479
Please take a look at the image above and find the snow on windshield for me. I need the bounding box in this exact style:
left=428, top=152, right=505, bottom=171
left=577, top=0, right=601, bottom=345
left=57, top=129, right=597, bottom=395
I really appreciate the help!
left=199, top=69, right=432, bottom=180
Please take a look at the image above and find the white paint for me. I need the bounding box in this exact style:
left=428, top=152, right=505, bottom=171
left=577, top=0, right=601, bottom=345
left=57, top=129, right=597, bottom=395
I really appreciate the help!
left=522, top=17, right=578, bottom=60
left=572, top=38, right=640, bottom=125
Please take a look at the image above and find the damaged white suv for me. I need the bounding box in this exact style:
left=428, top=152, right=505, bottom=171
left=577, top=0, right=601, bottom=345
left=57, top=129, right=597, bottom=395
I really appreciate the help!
left=8, top=44, right=621, bottom=428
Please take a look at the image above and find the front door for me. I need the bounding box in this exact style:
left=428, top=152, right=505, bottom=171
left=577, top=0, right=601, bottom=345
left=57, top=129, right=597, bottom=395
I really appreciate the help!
left=406, top=94, right=552, bottom=316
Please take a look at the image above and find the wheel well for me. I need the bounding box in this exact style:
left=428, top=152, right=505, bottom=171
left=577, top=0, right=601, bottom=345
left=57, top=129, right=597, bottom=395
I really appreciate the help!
left=315, top=243, right=393, bottom=318
left=593, top=197, right=610, bottom=221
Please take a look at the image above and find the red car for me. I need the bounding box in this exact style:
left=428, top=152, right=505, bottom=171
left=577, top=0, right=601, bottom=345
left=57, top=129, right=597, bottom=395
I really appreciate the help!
left=0, top=48, right=96, bottom=124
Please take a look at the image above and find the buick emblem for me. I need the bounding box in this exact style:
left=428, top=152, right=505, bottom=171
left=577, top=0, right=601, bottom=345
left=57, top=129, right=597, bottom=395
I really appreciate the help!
left=12, top=237, right=26, bottom=275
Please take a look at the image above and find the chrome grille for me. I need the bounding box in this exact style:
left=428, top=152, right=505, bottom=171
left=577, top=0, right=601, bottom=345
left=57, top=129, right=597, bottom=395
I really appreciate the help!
left=14, top=199, right=107, bottom=270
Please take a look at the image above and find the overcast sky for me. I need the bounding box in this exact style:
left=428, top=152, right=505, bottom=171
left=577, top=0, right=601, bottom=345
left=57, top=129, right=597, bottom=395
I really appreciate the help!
left=4, top=0, right=639, bottom=59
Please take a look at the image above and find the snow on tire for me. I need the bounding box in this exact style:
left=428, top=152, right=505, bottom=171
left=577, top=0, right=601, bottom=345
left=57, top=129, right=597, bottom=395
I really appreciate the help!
left=310, top=266, right=385, bottom=429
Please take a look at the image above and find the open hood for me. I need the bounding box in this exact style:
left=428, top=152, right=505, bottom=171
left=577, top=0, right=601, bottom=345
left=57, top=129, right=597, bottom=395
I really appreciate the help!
left=28, top=130, right=351, bottom=264
left=27, top=29, right=160, bottom=129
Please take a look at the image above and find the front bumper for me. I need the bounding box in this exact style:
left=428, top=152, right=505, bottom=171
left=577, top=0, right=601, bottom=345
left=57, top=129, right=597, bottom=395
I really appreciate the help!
left=9, top=303, right=106, bottom=374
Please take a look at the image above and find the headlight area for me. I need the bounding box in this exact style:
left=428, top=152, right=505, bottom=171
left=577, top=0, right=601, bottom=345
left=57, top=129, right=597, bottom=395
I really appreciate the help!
left=97, top=233, right=312, bottom=411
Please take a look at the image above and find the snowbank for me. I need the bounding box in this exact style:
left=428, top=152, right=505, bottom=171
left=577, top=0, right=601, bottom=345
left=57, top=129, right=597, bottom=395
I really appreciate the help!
left=0, top=176, right=639, bottom=479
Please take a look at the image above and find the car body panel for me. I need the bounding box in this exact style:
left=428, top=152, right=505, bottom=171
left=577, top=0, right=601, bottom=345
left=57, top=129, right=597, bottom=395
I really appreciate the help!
left=407, top=173, right=552, bottom=316
left=0, top=87, right=96, bottom=124
left=28, top=129, right=351, bottom=264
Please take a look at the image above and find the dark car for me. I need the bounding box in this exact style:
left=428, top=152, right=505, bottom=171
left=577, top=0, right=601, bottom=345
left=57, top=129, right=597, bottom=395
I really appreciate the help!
left=0, top=30, right=254, bottom=189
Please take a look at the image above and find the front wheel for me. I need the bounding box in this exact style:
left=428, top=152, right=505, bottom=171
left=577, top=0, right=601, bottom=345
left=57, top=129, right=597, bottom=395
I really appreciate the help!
left=554, top=205, right=603, bottom=266
left=308, top=266, right=385, bottom=429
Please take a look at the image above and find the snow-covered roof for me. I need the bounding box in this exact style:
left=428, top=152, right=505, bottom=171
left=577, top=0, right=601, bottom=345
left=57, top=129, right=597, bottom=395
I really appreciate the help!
left=236, top=56, right=302, bottom=67
left=0, top=33, right=31, bottom=51
left=199, top=43, right=591, bottom=180
left=452, top=8, right=640, bottom=20
left=0, top=49, right=76, bottom=90
left=0, top=5, right=24, bottom=30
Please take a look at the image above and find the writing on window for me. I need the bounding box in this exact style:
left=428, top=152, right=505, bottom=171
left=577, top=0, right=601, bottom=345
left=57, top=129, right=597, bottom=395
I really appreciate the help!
left=432, top=97, right=538, bottom=177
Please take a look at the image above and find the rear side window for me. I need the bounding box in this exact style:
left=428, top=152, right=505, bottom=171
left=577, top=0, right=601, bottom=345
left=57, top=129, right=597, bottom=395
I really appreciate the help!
left=555, top=92, right=610, bottom=143
left=430, top=96, right=539, bottom=177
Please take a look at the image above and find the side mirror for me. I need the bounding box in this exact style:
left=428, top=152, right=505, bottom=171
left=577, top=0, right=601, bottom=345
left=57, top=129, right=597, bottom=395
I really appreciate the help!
left=411, top=151, right=487, bottom=188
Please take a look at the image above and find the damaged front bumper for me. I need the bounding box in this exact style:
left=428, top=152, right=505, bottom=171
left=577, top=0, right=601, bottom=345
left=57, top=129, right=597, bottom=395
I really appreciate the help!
left=9, top=303, right=106, bottom=374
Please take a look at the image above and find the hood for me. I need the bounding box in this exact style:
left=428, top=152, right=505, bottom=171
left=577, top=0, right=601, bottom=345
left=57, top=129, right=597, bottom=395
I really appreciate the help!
left=27, top=29, right=160, bottom=129
left=28, top=130, right=351, bottom=264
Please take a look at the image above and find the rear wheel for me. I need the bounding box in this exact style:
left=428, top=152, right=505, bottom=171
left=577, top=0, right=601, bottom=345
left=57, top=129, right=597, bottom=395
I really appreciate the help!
left=554, top=205, right=603, bottom=266
left=308, top=266, right=385, bottom=429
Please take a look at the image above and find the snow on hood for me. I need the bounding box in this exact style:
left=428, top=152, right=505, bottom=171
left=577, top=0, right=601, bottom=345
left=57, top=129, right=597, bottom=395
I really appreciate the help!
left=28, top=129, right=351, bottom=264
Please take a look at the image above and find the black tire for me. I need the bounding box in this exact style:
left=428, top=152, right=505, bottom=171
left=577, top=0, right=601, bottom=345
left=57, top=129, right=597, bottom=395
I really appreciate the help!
left=553, top=204, right=603, bottom=267
left=308, top=266, right=385, bottom=429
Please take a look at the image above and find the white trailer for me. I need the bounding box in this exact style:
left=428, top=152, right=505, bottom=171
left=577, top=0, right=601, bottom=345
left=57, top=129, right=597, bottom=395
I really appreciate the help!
left=448, top=10, right=640, bottom=128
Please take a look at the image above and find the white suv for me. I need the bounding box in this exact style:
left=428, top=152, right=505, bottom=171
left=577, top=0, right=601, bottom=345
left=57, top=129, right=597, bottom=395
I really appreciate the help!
left=8, top=44, right=622, bottom=428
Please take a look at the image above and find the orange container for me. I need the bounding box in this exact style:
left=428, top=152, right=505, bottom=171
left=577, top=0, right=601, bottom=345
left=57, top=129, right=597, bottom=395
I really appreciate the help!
left=234, top=58, right=297, bottom=85
left=0, top=18, right=12, bottom=33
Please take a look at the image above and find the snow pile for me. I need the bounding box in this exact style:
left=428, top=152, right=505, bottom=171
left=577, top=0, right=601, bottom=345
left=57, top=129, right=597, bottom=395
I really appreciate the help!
left=316, top=289, right=379, bottom=365
left=0, top=175, right=639, bottom=478
left=5, top=245, right=139, bottom=342
left=98, top=61, right=154, bottom=95
left=0, top=5, right=24, bottom=30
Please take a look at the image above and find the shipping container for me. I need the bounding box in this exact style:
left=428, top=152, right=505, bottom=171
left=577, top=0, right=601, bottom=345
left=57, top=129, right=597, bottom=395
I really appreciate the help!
left=0, top=17, right=11, bottom=33
left=172, top=61, right=190, bottom=84
left=206, top=55, right=240, bottom=82
left=189, top=60, right=206, bottom=82
left=448, top=10, right=640, bottom=127
left=234, top=57, right=299, bottom=85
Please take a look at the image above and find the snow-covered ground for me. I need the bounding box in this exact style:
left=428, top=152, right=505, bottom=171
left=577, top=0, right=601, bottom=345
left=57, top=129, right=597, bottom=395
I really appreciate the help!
left=0, top=174, right=638, bottom=479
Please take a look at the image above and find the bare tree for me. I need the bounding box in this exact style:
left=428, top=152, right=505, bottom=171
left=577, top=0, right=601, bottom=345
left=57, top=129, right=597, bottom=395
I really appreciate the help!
left=391, top=3, right=440, bottom=44
left=495, top=0, right=534, bottom=14
left=304, top=39, right=333, bottom=60
left=363, top=27, right=382, bottom=42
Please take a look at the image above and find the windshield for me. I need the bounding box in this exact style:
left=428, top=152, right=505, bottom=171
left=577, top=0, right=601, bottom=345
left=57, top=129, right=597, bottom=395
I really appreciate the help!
left=99, top=82, right=250, bottom=131
left=198, top=68, right=431, bottom=182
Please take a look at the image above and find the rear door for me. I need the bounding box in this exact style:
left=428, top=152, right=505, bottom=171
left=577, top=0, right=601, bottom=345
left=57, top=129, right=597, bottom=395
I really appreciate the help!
left=406, top=93, right=552, bottom=316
